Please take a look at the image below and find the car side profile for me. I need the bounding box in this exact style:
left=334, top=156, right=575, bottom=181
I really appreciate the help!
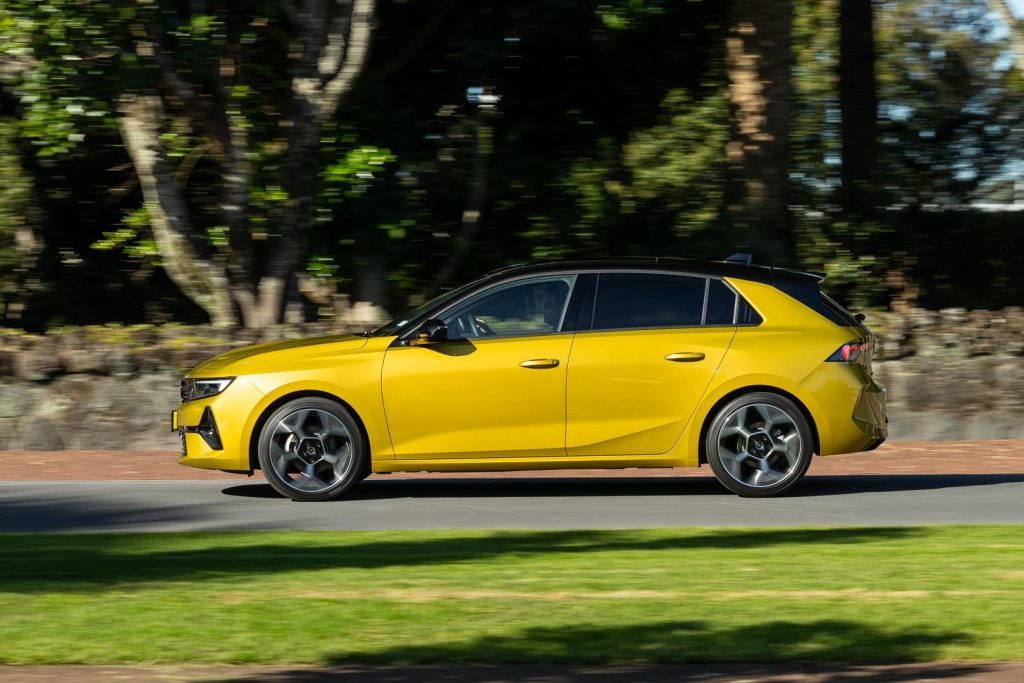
left=172, top=257, right=887, bottom=500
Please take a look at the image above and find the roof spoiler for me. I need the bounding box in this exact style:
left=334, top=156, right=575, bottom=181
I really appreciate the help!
left=773, top=266, right=826, bottom=284
left=722, top=252, right=826, bottom=284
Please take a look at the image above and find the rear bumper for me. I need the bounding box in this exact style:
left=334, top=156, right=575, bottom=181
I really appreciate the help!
left=806, top=362, right=888, bottom=456
left=821, top=381, right=887, bottom=455
left=853, top=382, right=888, bottom=441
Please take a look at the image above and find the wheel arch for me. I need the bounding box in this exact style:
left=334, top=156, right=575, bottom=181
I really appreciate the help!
left=247, top=390, right=371, bottom=473
left=696, top=385, right=820, bottom=465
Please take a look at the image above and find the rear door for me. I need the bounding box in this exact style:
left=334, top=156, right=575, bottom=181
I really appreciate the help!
left=565, top=273, right=737, bottom=456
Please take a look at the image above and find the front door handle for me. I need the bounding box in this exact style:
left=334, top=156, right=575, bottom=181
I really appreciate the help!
left=519, top=358, right=560, bottom=369
left=665, top=352, right=705, bottom=363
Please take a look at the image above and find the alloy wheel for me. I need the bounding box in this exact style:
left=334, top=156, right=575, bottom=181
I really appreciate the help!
left=715, top=402, right=804, bottom=489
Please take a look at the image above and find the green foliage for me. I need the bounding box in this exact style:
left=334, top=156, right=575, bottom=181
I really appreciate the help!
left=596, top=0, right=667, bottom=30
left=875, top=0, right=1022, bottom=205
left=0, top=0, right=1021, bottom=326
left=622, top=89, right=728, bottom=235
left=322, top=145, right=398, bottom=199
left=0, top=1, right=133, bottom=156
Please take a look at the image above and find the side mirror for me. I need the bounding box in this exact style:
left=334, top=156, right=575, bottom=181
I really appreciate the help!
left=411, top=318, right=448, bottom=345
left=854, top=313, right=866, bottom=323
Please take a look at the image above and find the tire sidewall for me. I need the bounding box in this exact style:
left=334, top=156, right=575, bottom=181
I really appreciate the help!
left=257, top=397, right=366, bottom=502
left=706, top=392, right=813, bottom=497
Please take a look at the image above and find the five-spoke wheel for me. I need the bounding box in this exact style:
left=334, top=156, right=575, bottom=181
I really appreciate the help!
left=706, top=393, right=813, bottom=496
left=257, top=397, right=366, bottom=501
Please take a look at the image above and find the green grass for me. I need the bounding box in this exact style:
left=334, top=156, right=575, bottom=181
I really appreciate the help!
left=1, top=526, right=1022, bottom=664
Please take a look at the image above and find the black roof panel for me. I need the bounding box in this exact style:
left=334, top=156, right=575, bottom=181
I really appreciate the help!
left=485, top=258, right=824, bottom=287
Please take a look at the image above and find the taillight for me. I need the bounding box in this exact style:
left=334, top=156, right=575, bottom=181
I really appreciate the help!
left=827, top=341, right=868, bottom=363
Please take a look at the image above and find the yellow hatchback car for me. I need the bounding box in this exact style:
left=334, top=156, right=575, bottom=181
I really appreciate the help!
left=173, top=257, right=887, bottom=500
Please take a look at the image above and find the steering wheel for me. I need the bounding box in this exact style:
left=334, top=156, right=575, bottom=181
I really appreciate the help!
left=454, top=313, right=495, bottom=338
left=472, top=316, right=496, bottom=336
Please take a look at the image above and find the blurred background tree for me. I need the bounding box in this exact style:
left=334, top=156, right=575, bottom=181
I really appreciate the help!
left=0, top=0, right=1021, bottom=329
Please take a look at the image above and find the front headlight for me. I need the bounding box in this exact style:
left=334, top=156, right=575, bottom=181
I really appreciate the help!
left=180, top=377, right=234, bottom=402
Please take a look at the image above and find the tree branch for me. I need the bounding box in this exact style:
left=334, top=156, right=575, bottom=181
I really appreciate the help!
left=117, top=95, right=236, bottom=326
left=318, top=0, right=376, bottom=124
left=133, top=22, right=230, bottom=154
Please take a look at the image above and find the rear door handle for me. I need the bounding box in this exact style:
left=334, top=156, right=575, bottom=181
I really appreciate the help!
left=665, top=352, right=705, bottom=363
left=520, top=358, right=560, bottom=369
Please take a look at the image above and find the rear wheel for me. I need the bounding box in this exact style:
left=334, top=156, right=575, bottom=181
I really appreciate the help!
left=705, top=392, right=813, bottom=497
left=257, top=397, right=366, bottom=502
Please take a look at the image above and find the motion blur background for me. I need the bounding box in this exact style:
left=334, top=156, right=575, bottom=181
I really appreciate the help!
left=0, top=0, right=1022, bottom=449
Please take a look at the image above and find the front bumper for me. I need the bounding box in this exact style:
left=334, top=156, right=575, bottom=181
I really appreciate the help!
left=172, top=377, right=262, bottom=472
left=172, top=406, right=223, bottom=453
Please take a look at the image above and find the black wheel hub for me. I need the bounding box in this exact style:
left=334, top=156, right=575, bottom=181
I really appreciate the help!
left=297, top=437, right=325, bottom=465
left=746, top=432, right=773, bottom=459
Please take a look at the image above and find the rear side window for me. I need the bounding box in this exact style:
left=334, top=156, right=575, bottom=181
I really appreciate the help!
left=821, top=293, right=860, bottom=326
left=774, top=280, right=856, bottom=326
left=593, top=273, right=705, bottom=330
left=737, top=297, right=763, bottom=325
left=705, top=279, right=737, bottom=326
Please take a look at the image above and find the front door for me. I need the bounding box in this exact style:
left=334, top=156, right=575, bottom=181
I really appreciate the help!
left=565, top=273, right=737, bottom=456
left=382, top=275, right=576, bottom=459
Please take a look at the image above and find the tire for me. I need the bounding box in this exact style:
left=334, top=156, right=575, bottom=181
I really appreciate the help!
left=705, top=392, right=813, bottom=497
left=257, top=397, right=367, bottom=502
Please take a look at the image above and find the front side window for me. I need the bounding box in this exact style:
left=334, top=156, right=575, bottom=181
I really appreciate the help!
left=441, top=275, right=575, bottom=339
left=593, top=273, right=705, bottom=330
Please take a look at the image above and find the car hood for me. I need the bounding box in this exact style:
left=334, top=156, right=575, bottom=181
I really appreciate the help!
left=191, top=334, right=370, bottom=373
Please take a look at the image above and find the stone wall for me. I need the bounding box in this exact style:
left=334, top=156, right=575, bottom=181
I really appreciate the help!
left=0, top=310, right=1021, bottom=450
left=869, top=308, right=1024, bottom=440
left=0, top=324, right=339, bottom=451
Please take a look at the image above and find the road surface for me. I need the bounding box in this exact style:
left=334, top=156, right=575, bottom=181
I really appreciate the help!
left=2, top=473, right=1022, bottom=532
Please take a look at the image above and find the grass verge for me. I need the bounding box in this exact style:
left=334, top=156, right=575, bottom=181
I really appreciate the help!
left=0, top=525, right=1022, bottom=664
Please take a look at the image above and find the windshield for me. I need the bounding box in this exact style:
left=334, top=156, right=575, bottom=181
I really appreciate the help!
left=370, top=279, right=482, bottom=337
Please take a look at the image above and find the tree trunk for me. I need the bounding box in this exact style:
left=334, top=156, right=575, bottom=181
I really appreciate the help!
left=118, top=95, right=237, bottom=327
left=428, top=118, right=492, bottom=296
left=726, top=0, right=794, bottom=264
left=0, top=117, right=43, bottom=322
left=121, top=0, right=375, bottom=328
left=219, top=51, right=258, bottom=326
left=252, top=0, right=377, bottom=326
left=838, top=0, right=878, bottom=215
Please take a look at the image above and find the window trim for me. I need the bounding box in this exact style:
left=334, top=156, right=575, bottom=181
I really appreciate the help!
left=395, top=273, right=579, bottom=344
left=577, top=270, right=761, bottom=333
left=701, top=277, right=710, bottom=326
left=391, top=267, right=762, bottom=345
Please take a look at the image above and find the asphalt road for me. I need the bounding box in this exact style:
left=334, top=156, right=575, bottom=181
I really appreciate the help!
left=2, top=473, right=1023, bottom=532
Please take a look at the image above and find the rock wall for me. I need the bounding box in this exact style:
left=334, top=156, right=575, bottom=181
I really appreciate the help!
left=0, top=324, right=338, bottom=451
left=869, top=308, right=1024, bottom=440
left=1, top=310, right=1022, bottom=450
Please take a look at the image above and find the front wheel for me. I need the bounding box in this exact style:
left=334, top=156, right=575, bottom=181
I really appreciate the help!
left=257, top=397, right=367, bottom=502
left=705, top=393, right=813, bottom=497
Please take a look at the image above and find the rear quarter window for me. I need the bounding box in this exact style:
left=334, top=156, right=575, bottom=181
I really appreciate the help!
left=775, top=280, right=857, bottom=326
